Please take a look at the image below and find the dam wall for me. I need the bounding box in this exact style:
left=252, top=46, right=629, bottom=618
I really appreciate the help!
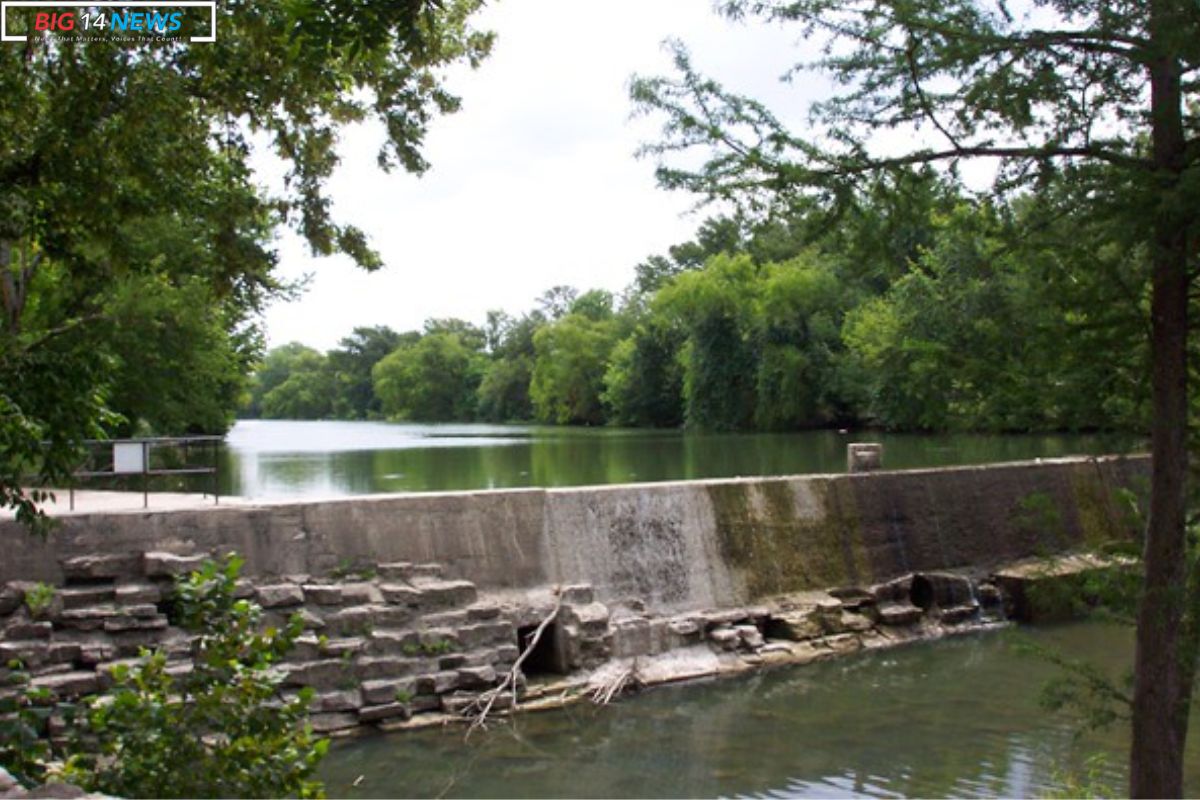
left=0, top=455, right=1149, bottom=736
left=1, top=455, right=1148, bottom=609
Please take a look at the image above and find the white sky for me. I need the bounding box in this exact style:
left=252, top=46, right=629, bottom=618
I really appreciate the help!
left=258, top=0, right=816, bottom=351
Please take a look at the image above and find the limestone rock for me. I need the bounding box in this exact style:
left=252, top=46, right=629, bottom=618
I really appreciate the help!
left=361, top=677, right=416, bottom=705
left=113, top=583, right=161, bottom=605
left=411, top=579, right=477, bottom=609
left=559, top=584, right=594, bottom=605
left=61, top=554, right=141, bottom=581
left=31, top=670, right=100, bottom=697
left=358, top=702, right=411, bottom=723
left=876, top=602, right=923, bottom=626
left=302, top=584, right=344, bottom=606
left=379, top=584, right=424, bottom=606
left=309, top=713, right=359, bottom=734
left=59, top=586, right=115, bottom=610
left=256, top=584, right=304, bottom=608
left=456, top=665, right=496, bottom=689
left=141, top=552, right=207, bottom=579
left=377, top=562, right=413, bottom=581
left=310, top=689, right=362, bottom=712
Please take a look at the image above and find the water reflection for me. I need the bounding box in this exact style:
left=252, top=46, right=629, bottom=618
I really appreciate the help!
left=319, top=623, right=1198, bottom=798
left=219, top=420, right=1143, bottom=499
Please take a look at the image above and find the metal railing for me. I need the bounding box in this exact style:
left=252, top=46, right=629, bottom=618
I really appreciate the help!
left=68, top=435, right=223, bottom=510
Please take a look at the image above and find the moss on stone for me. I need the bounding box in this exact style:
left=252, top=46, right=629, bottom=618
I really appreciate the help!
left=706, top=478, right=869, bottom=599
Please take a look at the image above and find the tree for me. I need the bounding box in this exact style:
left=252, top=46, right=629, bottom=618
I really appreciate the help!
left=246, top=343, right=331, bottom=420
left=327, top=326, right=404, bottom=419
left=1, top=0, right=494, bottom=528
left=529, top=313, right=620, bottom=425
left=372, top=332, right=484, bottom=421
left=632, top=1, right=1198, bottom=793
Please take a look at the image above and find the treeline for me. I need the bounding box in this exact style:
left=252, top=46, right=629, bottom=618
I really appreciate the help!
left=245, top=171, right=1149, bottom=433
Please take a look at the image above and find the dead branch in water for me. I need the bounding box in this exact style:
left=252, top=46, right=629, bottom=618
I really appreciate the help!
left=465, top=589, right=562, bottom=739
left=589, top=659, right=640, bottom=705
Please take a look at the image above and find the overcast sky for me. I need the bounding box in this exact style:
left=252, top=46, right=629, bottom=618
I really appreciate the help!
left=258, top=0, right=815, bottom=351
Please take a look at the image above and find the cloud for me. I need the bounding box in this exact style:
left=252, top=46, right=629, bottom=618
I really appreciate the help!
left=260, top=0, right=807, bottom=351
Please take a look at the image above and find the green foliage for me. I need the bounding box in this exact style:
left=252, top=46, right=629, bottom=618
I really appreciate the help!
left=22, top=583, right=56, bottom=619
left=61, top=555, right=328, bottom=799
left=326, top=327, right=405, bottom=420
left=530, top=313, right=621, bottom=425
left=602, top=319, right=685, bottom=428
left=0, top=662, right=68, bottom=788
left=1, top=0, right=494, bottom=526
left=372, top=331, right=484, bottom=421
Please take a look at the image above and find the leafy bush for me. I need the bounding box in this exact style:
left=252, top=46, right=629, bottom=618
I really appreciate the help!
left=60, top=555, right=329, bottom=799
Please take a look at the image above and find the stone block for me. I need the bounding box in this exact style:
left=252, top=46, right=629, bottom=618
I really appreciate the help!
left=938, top=604, right=980, bottom=625
left=457, top=621, right=513, bottom=649
left=377, top=562, right=413, bottom=581
left=358, top=702, right=411, bottom=723
left=0, top=641, right=48, bottom=668
left=559, top=584, right=594, bottom=605
left=412, top=580, right=477, bottom=609
left=142, top=552, right=207, bottom=578
left=612, top=618, right=652, bottom=658
left=838, top=612, right=874, bottom=633
left=770, top=610, right=823, bottom=641
left=415, top=670, right=459, bottom=695
left=379, top=584, right=424, bottom=606
left=369, top=629, right=421, bottom=655
left=734, top=624, right=765, bottom=649
left=114, top=582, right=162, bottom=605
left=466, top=603, right=501, bottom=621
left=356, top=657, right=418, bottom=681
left=341, top=582, right=383, bottom=605
left=438, top=653, right=467, bottom=670
left=6, top=621, right=53, bottom=640
left=309, top=712, right=359, bottom=734
left=361, top=677, right=416, bottom=705
left=31, top=670, right=100, bottom=697
left=0, top=584, right=23, bottom=615
left=410, top=564, right=444, bottom=579
left=303, top=584, right=344, bottom=606
left=563, top=602, right=609, bottom=635
left=708, top=626, right=739, bottom=651
left=103, top=615, right=168, bottom=633
left=456, top=665, right=496, bottom=689
left=410, top=694, right=442, bottom=713
left=877, top=602, right=923, bottom=626
left=282, top=659, right=352, bottom=690
left=421, top=610, right=470, bottom=629
left=256, top=584, right=304, bottom=608
left=311, top=689, right=362, bottom=713
left=59, top=586, right=115, bottom=610
left=61, top=554, right=141, bottom=581
left=323, top=605, right=379, bottom=636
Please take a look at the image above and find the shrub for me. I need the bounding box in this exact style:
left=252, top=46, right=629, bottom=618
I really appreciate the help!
left=60, top=554, right=329, bottom=799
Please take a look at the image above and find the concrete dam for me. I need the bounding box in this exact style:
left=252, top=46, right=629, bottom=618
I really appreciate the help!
left=0, top=455, right=1148, bottom=734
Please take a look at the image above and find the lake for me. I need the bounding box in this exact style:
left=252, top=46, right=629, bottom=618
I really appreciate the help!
left=318, top=621, right=1198, bottom=798
left=220, top=419, right=1143, bottom=499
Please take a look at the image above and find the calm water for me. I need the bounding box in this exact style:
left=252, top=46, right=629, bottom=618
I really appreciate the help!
left=219, top=420, right=1142, bottom=499
left=319, top=622, right=1199, bottom=798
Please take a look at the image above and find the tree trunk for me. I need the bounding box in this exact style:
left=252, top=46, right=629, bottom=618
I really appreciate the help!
left=1130, top=3, right=1191, bottom=795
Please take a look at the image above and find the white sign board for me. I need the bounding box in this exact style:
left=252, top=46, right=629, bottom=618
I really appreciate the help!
left=113, top=442, right=145, bottom=474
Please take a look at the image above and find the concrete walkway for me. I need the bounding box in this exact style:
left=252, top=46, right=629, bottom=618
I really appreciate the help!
left=5, top=489, right=248, bottom=517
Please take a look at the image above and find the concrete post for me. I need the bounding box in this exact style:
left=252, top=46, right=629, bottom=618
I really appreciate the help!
left=847, top=443, right=883, bottom=473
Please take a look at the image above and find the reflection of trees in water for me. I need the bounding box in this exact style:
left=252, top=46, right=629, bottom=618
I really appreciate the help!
left=319, top=625, right=1168, bottom=798
left=220, top=423, right=1143, bottom=499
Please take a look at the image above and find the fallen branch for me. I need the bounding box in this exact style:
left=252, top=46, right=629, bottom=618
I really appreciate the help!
left=465, top=590, right=562, bottom=739
left=589, top=659, right=640, bottom=705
